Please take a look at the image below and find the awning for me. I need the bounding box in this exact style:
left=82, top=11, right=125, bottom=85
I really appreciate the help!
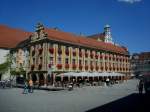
left=58, top=72, right=125, bottom=77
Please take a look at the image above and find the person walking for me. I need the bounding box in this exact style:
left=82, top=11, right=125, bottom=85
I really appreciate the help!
left=138, top=79, right=144, bottom=94
left=106, top=78, right=110, bottom=86
left=22, top=80, right=28, bottom=94
left=29, top=79, right=33, bottom=93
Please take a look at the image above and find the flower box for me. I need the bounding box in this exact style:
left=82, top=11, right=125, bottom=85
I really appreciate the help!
left=100, top=55, right=103, bottom=59
left=65, top=64, right=69, bottom=68
left=65, top=50, right=69, bottom=55
left=95, top=54, right=98, bottom=59
left=48, top=64, right=52, bottom=68
left=73, top=51, right=76, bottom=56
left=57, top=64, right=62, bottom=69
left=58, top=49, right=62, bottom=54
left=49, top=48, right=54, bottom=54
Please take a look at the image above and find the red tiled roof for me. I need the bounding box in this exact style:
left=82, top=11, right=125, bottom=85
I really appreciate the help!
left=0, top=25, right=32, bottom=48
left=0, top=24, right=128, bottom=55
left=88, top=33, right=105, bottom=41
left=44, top=28, right=128, bottom=54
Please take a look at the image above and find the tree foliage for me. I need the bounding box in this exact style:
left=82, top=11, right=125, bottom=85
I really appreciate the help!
left=0, top=61, right=10, bottom=74
left=0, top=52, right=26, bottom=78
left=0, top=53, right=12, bottom=74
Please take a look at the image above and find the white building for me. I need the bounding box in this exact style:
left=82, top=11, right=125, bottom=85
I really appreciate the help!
left=0, top=25, right=31, bottom=80
left=0, top=49, right=10, bottom=80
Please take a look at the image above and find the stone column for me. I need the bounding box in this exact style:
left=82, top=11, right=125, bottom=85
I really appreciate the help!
left=53, top=73, right=56, bottom=86
left=44, top=73, right=47, bottom=86
left=36, top=73, right=39, bottom=84
left=61, top=75, right=63, bottom=82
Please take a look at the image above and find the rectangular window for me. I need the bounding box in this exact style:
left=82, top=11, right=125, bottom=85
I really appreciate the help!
left=85, top=60, right=87, bottom=65
left=90, top=61, right=93, bottom=65
left=79, top=60, right=82, bottom=65
left=49, top=43, right=53, bottom=48
left=58, top=57, right=61, bottom=64
left=73, top=59, right=76, bottom=64
left=50, top=57, right=53, bottom=65
left=65, top=58, right=69, bottom=64
left=96, top=61, right=98, bottom=66
left=58, top=44, right=61, bottom=49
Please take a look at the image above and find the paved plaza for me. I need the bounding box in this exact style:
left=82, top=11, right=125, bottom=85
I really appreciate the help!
left=0, top=79, right=148, bottom=112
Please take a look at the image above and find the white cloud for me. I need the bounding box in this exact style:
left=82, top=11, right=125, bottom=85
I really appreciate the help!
left=118, top=0, right=142, bottom=4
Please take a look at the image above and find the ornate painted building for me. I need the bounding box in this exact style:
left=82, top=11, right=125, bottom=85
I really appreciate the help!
left=16, top=23, right=130, bottom=86
left=0, top=23, right=131, bottom=85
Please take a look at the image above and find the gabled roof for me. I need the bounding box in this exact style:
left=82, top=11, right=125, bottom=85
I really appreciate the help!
left=44, top=28, right=128, bottom=55
left=0, top=25, right=32, bottom=48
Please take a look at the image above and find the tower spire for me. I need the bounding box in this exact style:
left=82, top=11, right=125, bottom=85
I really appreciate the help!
left=104, top=24, right=113, bottom=44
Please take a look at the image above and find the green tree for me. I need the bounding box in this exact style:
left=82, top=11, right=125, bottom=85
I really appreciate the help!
left=0, top=53, right=12, bottom=74
left=0, top=52, right=26, bottom=80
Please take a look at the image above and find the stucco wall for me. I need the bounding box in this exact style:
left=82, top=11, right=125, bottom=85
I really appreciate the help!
left=0, top=49, right=9, bottom=64
left=0, top=49, right=10, bottom=80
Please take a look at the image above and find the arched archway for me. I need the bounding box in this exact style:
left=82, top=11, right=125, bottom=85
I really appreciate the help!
left=32, top=74, right=37, bottom=83
left=39, top=73, right=44, bottom=86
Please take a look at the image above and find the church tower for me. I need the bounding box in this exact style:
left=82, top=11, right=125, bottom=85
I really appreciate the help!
left=104, top=24, right=113, bottom=44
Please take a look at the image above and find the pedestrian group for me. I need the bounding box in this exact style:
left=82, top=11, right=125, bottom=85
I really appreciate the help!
left=23, top=79, right=33, bottom=94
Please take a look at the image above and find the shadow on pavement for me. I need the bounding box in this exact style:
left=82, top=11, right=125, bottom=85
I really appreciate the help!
left=86, top=93, right=150, bottom=112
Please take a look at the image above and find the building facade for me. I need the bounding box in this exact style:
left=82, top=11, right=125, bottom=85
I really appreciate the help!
left=131, top=52, right=150, bottom=76
left=0, top=23, right=131, bottom=85
left=0, top=25, right=31, bottom=80
left=18, top=23, right=130, bottom=86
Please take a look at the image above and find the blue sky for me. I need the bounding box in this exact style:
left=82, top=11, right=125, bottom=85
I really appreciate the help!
left=0, top=0, right=150, bottom=54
